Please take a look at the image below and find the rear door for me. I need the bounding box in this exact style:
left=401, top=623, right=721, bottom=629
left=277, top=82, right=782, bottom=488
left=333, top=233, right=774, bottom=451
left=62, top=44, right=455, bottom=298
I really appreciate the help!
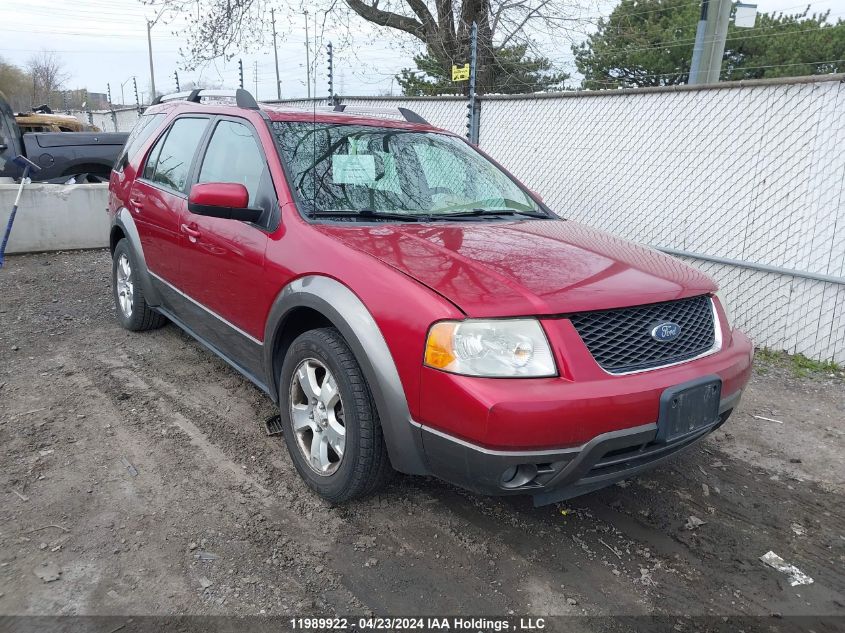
left=128, top=116, right=210, bottom=286
left=174, top=116, right=278, bottom=376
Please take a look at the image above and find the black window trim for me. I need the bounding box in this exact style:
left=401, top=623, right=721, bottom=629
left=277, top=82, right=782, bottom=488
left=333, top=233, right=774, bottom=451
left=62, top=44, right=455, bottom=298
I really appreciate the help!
left=138, top=114, right=212, bottom=199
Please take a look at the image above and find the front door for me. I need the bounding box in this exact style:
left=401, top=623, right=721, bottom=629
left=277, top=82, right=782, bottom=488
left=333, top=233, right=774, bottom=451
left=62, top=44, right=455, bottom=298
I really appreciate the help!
left=129, top=116, right=210, bottom=287
left=175, top=116, right=279, bottom=379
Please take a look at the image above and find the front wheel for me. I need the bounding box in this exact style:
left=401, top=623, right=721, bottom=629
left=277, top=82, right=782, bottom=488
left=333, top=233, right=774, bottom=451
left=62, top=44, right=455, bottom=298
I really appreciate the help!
left=279, top=327, right=390, bottom=502
left=111, top=239, right=166, bottom=331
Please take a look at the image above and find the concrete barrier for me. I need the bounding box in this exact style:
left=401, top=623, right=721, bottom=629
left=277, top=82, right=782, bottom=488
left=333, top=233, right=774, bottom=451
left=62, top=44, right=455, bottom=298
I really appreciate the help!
left=0, top=183, right=109, bottom=254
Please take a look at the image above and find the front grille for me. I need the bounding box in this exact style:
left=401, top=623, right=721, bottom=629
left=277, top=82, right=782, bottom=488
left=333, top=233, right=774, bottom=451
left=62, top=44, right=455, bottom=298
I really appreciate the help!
left=568, top=295, right=716, bottom=374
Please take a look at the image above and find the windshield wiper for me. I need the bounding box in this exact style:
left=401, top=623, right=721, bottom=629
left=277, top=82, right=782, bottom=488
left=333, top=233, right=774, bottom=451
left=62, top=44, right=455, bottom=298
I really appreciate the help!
left=309, top=208, right=430, bottom=222
left=431, top=208, right=549, bottom=220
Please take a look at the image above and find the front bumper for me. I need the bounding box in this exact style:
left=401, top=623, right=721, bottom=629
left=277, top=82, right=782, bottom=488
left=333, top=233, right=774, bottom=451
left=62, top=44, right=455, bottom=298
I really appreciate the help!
left=416, top=389, right=742, bottom=506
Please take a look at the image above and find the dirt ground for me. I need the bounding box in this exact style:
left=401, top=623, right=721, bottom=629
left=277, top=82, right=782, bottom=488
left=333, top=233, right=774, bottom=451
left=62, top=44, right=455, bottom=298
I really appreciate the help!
left=0, top=250, right=843, bottom=628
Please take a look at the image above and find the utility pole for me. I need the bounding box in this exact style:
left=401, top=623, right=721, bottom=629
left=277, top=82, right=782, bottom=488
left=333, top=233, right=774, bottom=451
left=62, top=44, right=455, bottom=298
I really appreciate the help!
left=238, top=59, right=244, bottom=90
left=146, top=19, right=157, bottom=101
left=466, top=21, right=480, bottom=144
left=174, top=70, right=180, bottom=92
left=304, top=10, right=311, bottom=99
left=253, top=61, right=258, bottom=98
left=271, top=7, right=281, bottom=100
left=326, top=42, right=334, bottom=104
left=688, top=0, right=732, bottom=84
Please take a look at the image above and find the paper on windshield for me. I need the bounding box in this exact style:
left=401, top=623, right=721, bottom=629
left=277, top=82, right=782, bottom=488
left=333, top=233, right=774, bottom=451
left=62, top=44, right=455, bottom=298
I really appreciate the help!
left=332, top=154, right=375, bottom=185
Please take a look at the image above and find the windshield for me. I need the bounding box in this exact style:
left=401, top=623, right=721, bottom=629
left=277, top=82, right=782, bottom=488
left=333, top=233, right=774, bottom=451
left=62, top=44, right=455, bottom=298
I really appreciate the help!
left=270, top=121, right=547, bottom=219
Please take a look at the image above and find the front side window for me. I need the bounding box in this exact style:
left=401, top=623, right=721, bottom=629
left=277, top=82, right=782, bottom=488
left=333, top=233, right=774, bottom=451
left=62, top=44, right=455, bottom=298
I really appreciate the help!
left=198, top=120, right=267, bottom=206
left=271, top=122, right=546, bottom=219
left=143, top=117, right=208, bottom=193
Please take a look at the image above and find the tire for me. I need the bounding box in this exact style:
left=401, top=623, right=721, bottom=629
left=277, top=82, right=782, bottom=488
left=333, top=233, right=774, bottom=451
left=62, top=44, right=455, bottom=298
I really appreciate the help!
left=279, top=327, right=390, bottom=502
left=112, top=239, right=167, bottom=332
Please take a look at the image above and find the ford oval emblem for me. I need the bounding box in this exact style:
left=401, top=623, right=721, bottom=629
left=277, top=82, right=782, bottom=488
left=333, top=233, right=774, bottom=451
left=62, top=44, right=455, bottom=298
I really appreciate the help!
left=651, top=322, right=681, bottom=342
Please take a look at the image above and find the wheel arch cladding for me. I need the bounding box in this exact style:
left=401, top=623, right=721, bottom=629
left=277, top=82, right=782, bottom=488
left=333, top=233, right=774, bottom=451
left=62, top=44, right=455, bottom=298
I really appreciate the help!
left=263, top=275, right=429, bottom=475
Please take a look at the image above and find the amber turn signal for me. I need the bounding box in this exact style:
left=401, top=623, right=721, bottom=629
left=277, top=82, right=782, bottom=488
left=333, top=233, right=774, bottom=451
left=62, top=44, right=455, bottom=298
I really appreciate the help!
left=424, top=322, right=457, bottom=369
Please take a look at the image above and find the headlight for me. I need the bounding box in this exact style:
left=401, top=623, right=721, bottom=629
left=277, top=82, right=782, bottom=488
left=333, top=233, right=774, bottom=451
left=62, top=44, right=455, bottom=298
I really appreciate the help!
left=424, top=319, right=557, bottom=377
left=715, top=290, right=733, bottom=328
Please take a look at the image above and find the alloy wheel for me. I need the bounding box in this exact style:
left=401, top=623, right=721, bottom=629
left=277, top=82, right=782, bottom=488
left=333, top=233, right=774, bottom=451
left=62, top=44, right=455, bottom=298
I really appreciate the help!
left=289, top=358, right=346, bottom=476
left=116, top=254, right=134, bottom=318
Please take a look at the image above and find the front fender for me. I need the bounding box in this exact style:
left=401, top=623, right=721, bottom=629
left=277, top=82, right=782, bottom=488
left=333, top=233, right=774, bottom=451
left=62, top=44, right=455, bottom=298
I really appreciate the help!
left=263, top=275, right=429, bottom=475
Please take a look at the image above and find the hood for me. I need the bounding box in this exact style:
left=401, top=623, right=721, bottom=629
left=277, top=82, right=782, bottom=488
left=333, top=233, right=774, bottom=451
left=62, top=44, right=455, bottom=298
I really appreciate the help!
left=316, top=219, right=717, bottom=317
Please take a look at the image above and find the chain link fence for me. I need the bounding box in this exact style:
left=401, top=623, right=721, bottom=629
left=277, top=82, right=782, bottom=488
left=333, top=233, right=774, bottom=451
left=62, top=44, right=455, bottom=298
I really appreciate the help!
left=478, top=76, right=845, bottom=365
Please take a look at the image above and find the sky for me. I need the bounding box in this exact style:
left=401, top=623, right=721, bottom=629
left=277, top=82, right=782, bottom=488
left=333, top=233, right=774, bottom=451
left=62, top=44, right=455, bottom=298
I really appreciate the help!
left=0, top=0, right=841, bottom=105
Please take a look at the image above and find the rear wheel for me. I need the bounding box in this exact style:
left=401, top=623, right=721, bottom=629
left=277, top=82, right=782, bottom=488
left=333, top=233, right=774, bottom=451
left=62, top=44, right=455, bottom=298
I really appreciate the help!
left=112, top=239, right=166, bottom=331
left=279, top=327, right=390, bottom=502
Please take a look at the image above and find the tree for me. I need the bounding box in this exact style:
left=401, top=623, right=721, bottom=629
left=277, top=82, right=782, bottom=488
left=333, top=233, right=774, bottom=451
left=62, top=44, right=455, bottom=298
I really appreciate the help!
left=27, top=50, right=69, bottom=107
left=397, top=44, right=568, bottom=95
left=143, top=0, right=588, bottom=95
left=0, top=57, right=31, bottom=111
left=573, top=2, right=845, bottom=89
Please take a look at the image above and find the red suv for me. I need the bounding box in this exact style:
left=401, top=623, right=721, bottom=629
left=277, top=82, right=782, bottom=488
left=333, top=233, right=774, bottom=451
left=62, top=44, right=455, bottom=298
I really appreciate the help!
left=108, top=89, right=753, bottom=505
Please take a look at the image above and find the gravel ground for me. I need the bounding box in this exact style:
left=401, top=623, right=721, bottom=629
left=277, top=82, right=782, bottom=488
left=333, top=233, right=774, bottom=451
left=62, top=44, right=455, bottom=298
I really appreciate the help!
left=0, top=250, right=843, bottom=628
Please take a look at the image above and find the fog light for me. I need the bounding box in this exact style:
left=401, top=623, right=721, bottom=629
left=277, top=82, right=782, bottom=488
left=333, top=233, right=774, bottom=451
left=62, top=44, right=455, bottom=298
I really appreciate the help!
left=501, top=465, right=518, bottom=484
left=500, top=464, right=538, bottom=489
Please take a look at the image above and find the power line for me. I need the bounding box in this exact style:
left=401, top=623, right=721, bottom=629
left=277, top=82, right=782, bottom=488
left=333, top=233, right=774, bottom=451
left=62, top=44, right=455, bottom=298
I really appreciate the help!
left=585, top=58, right=845, bottom=84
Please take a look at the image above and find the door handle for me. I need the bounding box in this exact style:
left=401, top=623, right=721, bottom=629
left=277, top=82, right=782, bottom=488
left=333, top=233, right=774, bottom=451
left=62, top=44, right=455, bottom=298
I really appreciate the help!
left=128, top=197, right=143, bottom=212
left=181, top=223, right=201, bottom=241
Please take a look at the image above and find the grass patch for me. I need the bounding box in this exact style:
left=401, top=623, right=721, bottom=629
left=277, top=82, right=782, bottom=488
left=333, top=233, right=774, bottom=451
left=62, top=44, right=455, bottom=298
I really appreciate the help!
left=755, top=347, right=843, bottom=378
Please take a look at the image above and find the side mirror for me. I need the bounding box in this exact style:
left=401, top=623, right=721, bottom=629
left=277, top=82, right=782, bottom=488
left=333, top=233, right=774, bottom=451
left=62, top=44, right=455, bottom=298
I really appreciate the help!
left=188, top=182, right=262, bottom=223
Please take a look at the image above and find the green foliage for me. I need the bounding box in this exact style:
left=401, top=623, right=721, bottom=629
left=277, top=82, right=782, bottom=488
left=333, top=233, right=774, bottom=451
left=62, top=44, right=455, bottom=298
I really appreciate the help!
left=0, top=56, right=31, bottom=112
left=573, top=1, right=845, bottom=88
left=755, top=348, right=843, bottom=379
left=397, top=45, right=569, bottom=96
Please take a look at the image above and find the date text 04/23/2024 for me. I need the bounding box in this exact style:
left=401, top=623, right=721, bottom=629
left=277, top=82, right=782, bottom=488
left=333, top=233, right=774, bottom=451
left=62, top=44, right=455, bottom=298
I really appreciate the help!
left=288, top=617, right=548, bottom=630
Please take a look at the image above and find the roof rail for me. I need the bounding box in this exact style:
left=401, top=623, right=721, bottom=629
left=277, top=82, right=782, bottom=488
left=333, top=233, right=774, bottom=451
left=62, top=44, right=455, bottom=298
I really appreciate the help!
left=329, top=104, right=428, bottom=125
left=151, top=88, right=260, bottom=110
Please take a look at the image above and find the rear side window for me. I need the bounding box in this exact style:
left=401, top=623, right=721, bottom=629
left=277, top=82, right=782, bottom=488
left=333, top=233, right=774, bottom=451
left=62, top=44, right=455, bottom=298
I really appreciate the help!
left=142, top=117, right=208, bottom=193
left=198, top=120, right=267, bottom=205
left=116, top=113, right=165, bottom=171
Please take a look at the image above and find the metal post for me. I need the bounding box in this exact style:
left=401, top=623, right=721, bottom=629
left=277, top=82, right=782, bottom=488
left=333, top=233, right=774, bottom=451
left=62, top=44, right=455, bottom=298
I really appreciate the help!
left=238, top=59, right=244, bottom=90
left=466, top=21, right=480, bottom=144
left=253, top=60, right=258, bottom=97
left=174, top=70, right=180, bottom=92
left=689, top=0, right=732, bottom=84
left=271, top=8, right=281, bottom=100
left=107, top=83, right=118, bottom=131
left=133, top=77, right=140, bottom=113
left=327, top=42, right=334, bottom=104
left=304, top=11, right=311, bottom=99
left=146, top=20, right=157, bottom=100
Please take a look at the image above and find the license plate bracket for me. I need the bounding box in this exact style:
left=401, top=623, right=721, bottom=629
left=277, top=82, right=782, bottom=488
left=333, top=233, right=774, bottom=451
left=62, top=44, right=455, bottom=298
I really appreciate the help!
left=656, top=376, right=722, bottom=443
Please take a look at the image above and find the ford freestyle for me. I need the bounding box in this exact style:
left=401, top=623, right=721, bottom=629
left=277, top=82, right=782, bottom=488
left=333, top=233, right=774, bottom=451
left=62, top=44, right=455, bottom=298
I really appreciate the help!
left=107, top=89, right=753, bottom=506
